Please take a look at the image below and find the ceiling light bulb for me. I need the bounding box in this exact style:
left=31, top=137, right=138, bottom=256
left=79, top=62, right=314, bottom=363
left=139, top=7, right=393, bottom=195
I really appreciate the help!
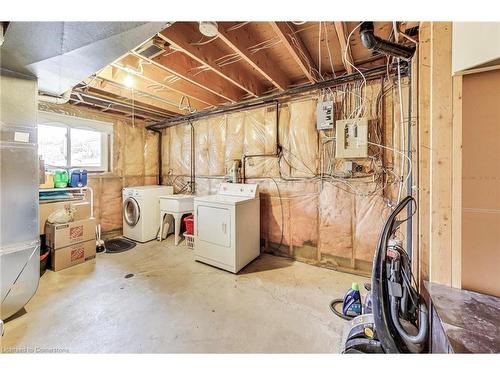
left=199, top=21, right=218, bottom=37
left=124, top=74, right=134, bottom=88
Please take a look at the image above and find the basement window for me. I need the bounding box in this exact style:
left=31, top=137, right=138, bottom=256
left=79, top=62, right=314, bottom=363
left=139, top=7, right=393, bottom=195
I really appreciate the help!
left=37, top=111, right=113, bottom=172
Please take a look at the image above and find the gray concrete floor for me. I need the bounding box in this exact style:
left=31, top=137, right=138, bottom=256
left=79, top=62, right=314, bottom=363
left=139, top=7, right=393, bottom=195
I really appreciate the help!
left=1, top=237, right=367, bottom=353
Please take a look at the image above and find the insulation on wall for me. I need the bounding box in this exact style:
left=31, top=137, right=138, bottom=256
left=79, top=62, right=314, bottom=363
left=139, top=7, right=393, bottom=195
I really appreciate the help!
left=286, top=99, right=318, bottom=178
left=124, top=123, right=145, bottom=177
left=158, top=78, right=407, bottom=275
left=225, top=112, right=245, bottom=171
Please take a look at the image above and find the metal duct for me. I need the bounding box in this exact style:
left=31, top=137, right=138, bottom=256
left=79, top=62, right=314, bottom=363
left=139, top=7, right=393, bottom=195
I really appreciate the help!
left=360, top=22, right=415, bottom=61
left=0, top=22, right=171, bottom=95
left=38, top=89, right=72, bottom=104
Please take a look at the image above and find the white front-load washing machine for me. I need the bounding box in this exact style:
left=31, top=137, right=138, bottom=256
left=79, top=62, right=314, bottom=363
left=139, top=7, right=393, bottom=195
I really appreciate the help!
left=123, top=185, right=173, bottom=242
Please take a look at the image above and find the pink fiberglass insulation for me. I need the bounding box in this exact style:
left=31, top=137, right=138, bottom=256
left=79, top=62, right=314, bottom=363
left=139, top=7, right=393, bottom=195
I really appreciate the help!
left=225, top=112, right=245, bottom=172
left=243, top=107, right=268, bottom=178
left=256, top=179, right=292, bottom=250
left=289, top=181, right=320, bottom=247
left=207, top=116, right=226, bottom=176
left=354, top=186, right=391, bottom=262
left=124, top=121, right=145, bottom=176
left=318, top=182, right=354, bottom=259
left=194, top=119, right=209, bottom=176
left=144, top=130, right=159, bottom=177
left=286, top=99, right=318, bottom=178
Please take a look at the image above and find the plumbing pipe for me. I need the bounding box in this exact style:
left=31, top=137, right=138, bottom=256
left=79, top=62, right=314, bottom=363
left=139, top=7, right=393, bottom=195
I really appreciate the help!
left=146, top=64, right=402, bottom=130
left=241, top=101, right=281, bottom=183
left=38, top=89, right=72, bottom=104
left=360, top=22, right=415, bottom=61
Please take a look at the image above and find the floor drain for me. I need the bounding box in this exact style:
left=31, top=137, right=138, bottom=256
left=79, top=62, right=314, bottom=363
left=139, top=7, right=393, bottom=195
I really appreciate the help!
left=125, top=273, right=134, bottom=279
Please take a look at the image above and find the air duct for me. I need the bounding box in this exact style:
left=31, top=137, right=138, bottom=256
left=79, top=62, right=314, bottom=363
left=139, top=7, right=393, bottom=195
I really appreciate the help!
left=360, top=22, right=415, bottom=61
left=38, top=89, right=72, bottom=104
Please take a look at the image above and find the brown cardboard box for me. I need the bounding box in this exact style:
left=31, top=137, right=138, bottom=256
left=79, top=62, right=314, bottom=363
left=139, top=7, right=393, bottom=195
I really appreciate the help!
left=50, top=239, right=96, bottom=271
left=39, top=200, right=91, bottom=235
left=45, top=218, right=96, bottom=249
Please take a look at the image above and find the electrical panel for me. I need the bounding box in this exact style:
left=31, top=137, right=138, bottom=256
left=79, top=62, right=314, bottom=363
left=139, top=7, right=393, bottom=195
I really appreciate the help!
left=316, top=100, right=335, bottom=130
left=335, top=118, right=369, bottom=158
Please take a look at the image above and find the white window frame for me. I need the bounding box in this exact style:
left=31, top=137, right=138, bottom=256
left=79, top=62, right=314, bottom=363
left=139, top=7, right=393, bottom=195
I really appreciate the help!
left=38, top=111, right=113, bottom=172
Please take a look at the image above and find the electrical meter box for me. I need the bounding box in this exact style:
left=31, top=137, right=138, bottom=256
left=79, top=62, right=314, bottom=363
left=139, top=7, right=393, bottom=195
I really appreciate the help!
left=316, top=100, right=335, bottom=130
left=335, top=118, right=369, bottom=158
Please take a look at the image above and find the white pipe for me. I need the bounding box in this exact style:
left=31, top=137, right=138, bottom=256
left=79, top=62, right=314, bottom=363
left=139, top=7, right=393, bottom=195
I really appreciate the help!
left=38, top=90, right=72, bottom=104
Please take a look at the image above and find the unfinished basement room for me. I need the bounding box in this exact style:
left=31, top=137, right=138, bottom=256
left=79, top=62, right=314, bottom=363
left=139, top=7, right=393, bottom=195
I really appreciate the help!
left=1, top=1, right=499, bottom=372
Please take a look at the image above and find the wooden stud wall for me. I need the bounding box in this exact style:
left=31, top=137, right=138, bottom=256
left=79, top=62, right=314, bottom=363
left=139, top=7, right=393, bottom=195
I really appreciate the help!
left=418, top=22, right=463, bottom=288
left=418, top=22, right=431, bottom=285
left=451, top=75, right=463, bottom=289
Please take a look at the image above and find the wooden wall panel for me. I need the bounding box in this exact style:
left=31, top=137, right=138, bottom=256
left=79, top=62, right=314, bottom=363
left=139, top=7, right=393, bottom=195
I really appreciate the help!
left=451, top=75, right=463, bottom=289
left=461, top=69, right=500, bottom=297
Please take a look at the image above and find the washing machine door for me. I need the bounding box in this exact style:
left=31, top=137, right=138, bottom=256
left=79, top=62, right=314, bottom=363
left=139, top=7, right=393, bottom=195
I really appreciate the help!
left=123, top=197, right=140, bottom=227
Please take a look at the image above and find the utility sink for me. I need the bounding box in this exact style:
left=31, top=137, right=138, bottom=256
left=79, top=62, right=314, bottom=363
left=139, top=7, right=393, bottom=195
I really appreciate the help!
left=159, top=194, right=194, bottom=213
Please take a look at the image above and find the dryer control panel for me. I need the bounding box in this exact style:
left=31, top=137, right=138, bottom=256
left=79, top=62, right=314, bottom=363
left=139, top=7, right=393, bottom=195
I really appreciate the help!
left=218, top=183, right=259, bottom=198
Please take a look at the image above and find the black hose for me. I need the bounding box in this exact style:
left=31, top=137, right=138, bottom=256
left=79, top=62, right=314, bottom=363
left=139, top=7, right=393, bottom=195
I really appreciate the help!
left=390, top=295, right=429, bottom=346
left=330, top=298, right=354, bottom=321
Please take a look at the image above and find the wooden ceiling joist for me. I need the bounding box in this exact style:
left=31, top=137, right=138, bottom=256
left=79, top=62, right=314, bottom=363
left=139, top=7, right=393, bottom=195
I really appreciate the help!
left=118, top=54, right=223, bottom=107
left=217, top=22, right=290, bottom=91
left=269, top=22, right=318, bottom=83
left=71, top=89, right=178, bottom=120
left=158, top=22, right=264, bottom=98
left=141, top=50, right=242, bottom=104
left=334, top=22, right=354, bottom=74
left=82, top=75, right=187, bottom=115
left=97, top=66, right=207, bottom=113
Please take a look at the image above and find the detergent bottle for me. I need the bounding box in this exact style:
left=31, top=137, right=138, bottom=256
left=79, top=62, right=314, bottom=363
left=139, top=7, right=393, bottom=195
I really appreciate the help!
left=342, top=282, right=362, bottom=318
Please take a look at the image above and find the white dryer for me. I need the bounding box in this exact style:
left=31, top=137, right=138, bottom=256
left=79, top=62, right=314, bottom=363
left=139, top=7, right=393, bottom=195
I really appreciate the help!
left=123, top=185, right=173, bottom=242
left=194, top=183, right=260, bottom=273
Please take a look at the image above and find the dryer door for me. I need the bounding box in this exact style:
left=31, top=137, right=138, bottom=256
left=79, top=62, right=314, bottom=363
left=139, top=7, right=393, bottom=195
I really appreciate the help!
left=123, top=197, right=140, bottom=227
left=197, top=205, right=231, bottom=247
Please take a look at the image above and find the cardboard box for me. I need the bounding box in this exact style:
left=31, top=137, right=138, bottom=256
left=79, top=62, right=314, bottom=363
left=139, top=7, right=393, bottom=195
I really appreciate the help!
left=50, top=239, right=96, bottom=271
left=45, top=218, right=96, bottom=250
left=39, top=200, right=91, bottom=235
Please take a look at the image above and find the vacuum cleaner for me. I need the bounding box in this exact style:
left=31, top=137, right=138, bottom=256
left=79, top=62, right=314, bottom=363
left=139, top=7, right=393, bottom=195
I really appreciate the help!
left=336, top=196, right=429, bottom=353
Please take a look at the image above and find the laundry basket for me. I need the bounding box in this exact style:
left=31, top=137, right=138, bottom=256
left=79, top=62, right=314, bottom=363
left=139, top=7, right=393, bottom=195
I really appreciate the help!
left=183, top=214, right=194, bottom=235
left=183, top=232, right=194, bottom=250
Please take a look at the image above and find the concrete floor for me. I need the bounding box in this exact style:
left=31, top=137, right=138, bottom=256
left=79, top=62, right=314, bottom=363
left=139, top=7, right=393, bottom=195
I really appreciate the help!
left=1, top=237, right=367, bottom=353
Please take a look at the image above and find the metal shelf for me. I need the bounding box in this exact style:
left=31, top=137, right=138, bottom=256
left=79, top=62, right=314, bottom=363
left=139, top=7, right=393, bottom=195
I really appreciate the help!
left=39, top=186, right=94, bottom=218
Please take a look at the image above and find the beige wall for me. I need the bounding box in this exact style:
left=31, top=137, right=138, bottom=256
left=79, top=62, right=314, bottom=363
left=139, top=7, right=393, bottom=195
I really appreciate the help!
left=461, top=69, right=500, bottom=297
left=39, top=102, right=160, bottom=234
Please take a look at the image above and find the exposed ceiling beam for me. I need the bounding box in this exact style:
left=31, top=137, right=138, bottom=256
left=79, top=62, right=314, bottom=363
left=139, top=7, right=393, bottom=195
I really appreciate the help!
left=119, top=54, right=223, bottom=107
left=158, top=22, right=264, bottom=98
left=70, top=98, right=161, bottom=122
left=269, top=22, right=317, bottom=83
left=217, top=22, right=290, bottom=91
left=97, top=66, right=208, bottom=113
left=334, top=22, right=354, bottom=74
left=70, top=89, right=178, bottom=120
left=82, top=75, right=187, bottom=115
left=148, top=49, right=241, bottom=103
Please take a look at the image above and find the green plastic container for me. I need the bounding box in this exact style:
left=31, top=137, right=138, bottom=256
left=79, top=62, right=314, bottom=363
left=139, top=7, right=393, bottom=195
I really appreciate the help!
left=53, top=170, right=69, bottom=188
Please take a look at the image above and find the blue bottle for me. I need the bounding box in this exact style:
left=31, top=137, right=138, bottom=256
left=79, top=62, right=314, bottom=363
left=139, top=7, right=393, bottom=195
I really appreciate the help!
left=342, top=282, right=362, bottom=318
